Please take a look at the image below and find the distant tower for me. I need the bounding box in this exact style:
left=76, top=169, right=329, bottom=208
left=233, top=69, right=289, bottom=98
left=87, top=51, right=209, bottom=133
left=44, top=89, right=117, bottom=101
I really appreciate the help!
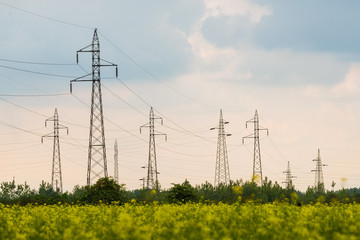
left=71, top=28, right=117, bottom=185
left=140, top=107, right=166, bottom=190
left=42, top=108, right=68, bottom=193
left=312, top=149, right=327, bottom=192
left=242, top=110, right=269, bottom=185
left=283, top=161, right=296, bottom=189
left=114, top=140, right=119, bottom=183
left=211, top=110, right=231, bottom=186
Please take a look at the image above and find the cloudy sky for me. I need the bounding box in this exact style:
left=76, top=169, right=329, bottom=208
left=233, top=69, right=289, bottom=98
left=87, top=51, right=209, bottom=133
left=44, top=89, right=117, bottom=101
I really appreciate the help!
left=0, top=0, right=360, bottom=191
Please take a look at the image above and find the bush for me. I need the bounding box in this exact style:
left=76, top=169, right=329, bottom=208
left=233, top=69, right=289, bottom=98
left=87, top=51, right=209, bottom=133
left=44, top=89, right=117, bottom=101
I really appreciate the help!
left=82, top=177, right=127, bottom=204
left=168, top=180, right=197, bottom=203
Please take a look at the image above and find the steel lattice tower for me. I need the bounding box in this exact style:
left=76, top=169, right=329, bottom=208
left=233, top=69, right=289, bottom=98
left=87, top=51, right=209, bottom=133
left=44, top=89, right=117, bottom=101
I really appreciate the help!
left=140, top=107, right=166, bottom=190
left=71, top=28, right=117, bottom=185
left=243, top=110, right=268, bottom=185
left=114, top=140, right=119, bottom=183
left=312, top=149, right=326, bottom=192
left=42, top=109, right=68, bottom=193
left=211, top=110, right=231, bottom=186
left=283, top=161, right=296, bottom=189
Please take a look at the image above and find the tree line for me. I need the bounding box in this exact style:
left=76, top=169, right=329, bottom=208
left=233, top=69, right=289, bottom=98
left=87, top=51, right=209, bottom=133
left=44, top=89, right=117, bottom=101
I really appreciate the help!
left=0, top=177, right=359, bottom=205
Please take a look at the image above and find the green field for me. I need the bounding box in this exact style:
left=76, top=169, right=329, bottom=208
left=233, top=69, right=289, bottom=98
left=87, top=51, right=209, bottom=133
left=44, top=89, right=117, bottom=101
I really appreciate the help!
left=1, top=203, right=359, bottom=240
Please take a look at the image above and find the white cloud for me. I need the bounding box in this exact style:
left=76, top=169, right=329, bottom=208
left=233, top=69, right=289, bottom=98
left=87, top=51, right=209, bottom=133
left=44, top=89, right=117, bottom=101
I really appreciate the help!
left=331, top=63, right=360, bottom=96
left=204, top=0, right=271, bottom=23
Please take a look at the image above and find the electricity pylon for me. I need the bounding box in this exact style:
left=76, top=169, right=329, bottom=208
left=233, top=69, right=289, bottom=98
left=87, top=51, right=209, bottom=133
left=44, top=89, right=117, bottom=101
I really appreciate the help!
left=283, top=161, right=296, bottom=189
left=70, top=28, right=118, bottom=185
left=41, top=108, right=68, bottom=193
left=140, top=107, right=166, bottom=190
left=211, top=110, right=231, bottom=186
left=312, top=149, right=327, bottom=192
left=114, top=140, right=119, bottom=184
left=242, top=110, right=269, bottom=186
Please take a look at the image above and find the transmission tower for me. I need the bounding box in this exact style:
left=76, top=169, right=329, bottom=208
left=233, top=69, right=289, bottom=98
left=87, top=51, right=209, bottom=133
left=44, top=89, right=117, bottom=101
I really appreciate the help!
left=312, top=149, right=327, bottom=192
left=41, top=108, right=68, bottom=193
left=140, top=107, right=167, bottom=190
left=283, top=161, right=296, bottom=189
left=211, top=110, right=231, bottom=186
left=114, top=140, right=119, bottom=184
left=242, top=110, right=269, bottom=186
left=70, top=28, right=118, bottom=185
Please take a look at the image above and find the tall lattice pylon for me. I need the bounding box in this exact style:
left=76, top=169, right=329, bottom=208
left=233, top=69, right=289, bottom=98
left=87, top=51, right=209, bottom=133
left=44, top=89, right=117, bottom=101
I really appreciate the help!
left=211, top=110, right=231, bottom=186
left=312, top=149, right=327, bottom=192
left=114, top=140, right=119, bottom=184
left=42, top=108, right=68, bottom=193
left=140, top=107, right=166, bottom=190
left=283, top=161, right=296, bottom=189
left=70, top=28, right=117, bottom=185
left=242, top=110, right=269, bottom=186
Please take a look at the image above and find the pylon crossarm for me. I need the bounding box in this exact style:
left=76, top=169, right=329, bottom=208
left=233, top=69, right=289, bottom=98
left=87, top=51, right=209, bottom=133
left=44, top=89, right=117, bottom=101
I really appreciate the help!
left=45, top=117, right=55, bottom=127
left=259, top=127, right=269, bottom=135
left=72, top=74, right=91, bottom=82
left=154, top=133, right=167, bottom=141
left=100, top=58, right=117, bottom=66
left=70, top=74, right=92, bottom=93
left=76, top=44, right=92, bottom=63
left=140, top=124, right=150, bottom=133
left=76, top=45, right=92, bottom=53
left=242, top=134, right=255, bottom=144
left=77, top=44, right=92, bottom=53
left=41, top=133, right=54, bottom=143
left=99, top=59, right=118, bottom=77
left=245, top=118, right=255, bottom=128
left=58, top=125, right=69, bottom=134
left=152, top=116, right=164, bottom=125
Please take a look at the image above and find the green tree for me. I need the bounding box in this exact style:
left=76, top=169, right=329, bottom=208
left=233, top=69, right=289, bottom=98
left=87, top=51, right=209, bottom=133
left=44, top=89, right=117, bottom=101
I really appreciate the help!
left=168, top=180, right=198, bottom=203
left=82, top=177, right=126, bottom=204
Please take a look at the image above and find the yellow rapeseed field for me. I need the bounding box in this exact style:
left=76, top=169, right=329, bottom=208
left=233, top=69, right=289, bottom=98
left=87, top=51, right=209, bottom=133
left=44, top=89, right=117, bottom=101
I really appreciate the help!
left=0, top=203, right=359, bottom=239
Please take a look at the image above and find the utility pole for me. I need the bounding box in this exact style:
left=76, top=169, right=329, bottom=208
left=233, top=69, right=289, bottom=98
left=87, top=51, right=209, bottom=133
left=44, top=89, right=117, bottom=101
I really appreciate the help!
left=242, top=110, right=269, bottom=186
left=70, top=28, right=118, bottom=185
left=283, top=161, right=296, bottom=189
left=210, top=109, right=231, bottom=186
left=41, top=108, right=68, bottom=193
left=114, top=140, right=119, bottom=184
left=312, top=149, right=327, bottom=192
left=140, top=107, right=166, bottom=191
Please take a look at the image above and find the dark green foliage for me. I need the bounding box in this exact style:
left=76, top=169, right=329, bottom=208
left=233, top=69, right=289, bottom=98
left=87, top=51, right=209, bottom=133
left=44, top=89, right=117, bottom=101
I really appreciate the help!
left=168, top=179, right=198, bottom=203
left=1, top=176, right=360, bottom=205
left=0, top=179, right=33, bottom=203
left=81, top=177, right=127, bottom=204
left=127, top=188, right=168, bottom=203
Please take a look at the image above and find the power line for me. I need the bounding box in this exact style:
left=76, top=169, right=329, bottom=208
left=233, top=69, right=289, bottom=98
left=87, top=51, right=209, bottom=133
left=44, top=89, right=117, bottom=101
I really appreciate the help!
left=101, top=84, right=148, bottom=117
left=0, top=1, right=92, bottom=29
left=0, top=58, right=76, bottom=66
left=0, top=64, right=77, bottom=78
left=0, top=120, right=42, bottom=137
left=109, top=78, right=217, bottom=144
left=99, top=31, right=219, bottom=110
left=0, top=93, right=70, bottom=97
left=0, top=96, right=89, bottom=129
left=114, top=77, right=151, bottom=107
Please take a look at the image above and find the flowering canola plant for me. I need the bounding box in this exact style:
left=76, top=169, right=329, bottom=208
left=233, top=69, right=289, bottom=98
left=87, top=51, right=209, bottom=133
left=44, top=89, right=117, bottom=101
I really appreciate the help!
left=0, top=203, right=359, bottom=239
